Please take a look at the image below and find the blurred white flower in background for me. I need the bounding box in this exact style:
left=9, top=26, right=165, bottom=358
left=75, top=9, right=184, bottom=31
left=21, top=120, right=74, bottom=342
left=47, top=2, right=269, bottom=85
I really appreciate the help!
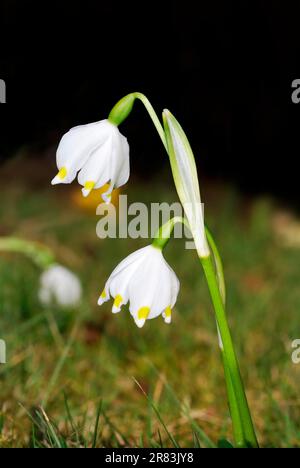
left=98, top=245, right=180, bottom=328
left=39, top=264, right=82, bottom=307
left=51, top=119, right=130, bottom=203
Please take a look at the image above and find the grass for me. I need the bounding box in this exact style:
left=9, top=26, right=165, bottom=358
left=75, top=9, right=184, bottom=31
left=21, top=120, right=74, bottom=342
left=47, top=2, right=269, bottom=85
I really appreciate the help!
left=1, top=160, right=300, bottom=447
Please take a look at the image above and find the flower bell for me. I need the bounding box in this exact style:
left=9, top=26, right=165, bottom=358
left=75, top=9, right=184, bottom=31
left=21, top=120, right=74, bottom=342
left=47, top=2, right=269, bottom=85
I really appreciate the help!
left=98, top=244, right=180, bottom=328
left=52, top=119, right=130, bottom=203
left=39, top=264, right=82, bottom=307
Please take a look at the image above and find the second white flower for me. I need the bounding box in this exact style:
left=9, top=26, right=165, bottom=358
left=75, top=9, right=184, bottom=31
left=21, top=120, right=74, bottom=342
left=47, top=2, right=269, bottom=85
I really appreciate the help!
left=98, top=245, right=180, bottom=328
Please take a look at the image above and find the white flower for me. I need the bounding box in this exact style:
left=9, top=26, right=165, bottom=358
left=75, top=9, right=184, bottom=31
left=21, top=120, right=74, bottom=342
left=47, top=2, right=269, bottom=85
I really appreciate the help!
left=98, top=245, right=180, bottom=328
left=51, top=119, right=130, bottom=203
left=39, top=264, right=82, bottom=307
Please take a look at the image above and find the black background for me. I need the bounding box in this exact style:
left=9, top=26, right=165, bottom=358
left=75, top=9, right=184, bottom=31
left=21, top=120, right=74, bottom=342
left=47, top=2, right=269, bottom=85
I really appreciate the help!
left=0, top=0, right=300, bottom=203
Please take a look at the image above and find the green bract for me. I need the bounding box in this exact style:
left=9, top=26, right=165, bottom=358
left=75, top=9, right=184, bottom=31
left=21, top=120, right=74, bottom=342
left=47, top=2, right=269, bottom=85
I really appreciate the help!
left=163, top=110, right=209, bottom=258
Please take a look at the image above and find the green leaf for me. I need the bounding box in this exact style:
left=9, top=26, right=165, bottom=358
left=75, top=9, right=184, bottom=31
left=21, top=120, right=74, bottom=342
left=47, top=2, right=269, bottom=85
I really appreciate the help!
left=218, top=439, right=234, bottom=448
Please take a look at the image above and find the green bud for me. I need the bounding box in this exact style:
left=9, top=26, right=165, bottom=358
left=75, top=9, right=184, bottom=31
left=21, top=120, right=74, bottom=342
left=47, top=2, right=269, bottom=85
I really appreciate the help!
left=108, top=93, right=136, bottom=126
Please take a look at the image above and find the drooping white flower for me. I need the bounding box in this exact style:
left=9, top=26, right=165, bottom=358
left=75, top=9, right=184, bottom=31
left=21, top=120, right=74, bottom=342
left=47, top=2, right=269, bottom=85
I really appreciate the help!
left=98, top=245, right=180, bottom=328
left=51, top=119, right=130, bottom=203
left=39, top=264, right=82, bottom=307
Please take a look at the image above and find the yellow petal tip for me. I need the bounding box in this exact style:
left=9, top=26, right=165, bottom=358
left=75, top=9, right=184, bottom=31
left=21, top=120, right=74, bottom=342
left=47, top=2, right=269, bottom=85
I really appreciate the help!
left=58, top=167, right=67, bottom=180
left=52, top=167, right=68, bottom=185
left=137, top=307, right=150, bottom=320
left=113, top=294, right=123, bottom=312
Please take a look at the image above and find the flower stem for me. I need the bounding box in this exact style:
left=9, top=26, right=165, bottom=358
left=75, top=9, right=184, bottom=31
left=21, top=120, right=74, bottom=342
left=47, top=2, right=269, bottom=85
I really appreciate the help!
left=205, top=227, right=246, bottom=447
left=133, top=93, right=167, bottom=151
left=109, top=92, right=167, bottom=150
left=0, top=237, right=55, bottom=270
left=221, top=351, right=245, bottom=447
left=201, top=255, right=259, bottom=448
left=109, top=92, right=258, bottom=447
left=153, top=219, right=247, bottom=446
left=152, top=216, right=187, bottom=250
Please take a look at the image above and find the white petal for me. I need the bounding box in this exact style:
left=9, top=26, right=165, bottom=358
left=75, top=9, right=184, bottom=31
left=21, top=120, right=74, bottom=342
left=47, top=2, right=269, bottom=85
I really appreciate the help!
left=78, top=137, right=113, bottom=196
left=101, top=183, right=114, bottom=204
left=113, top=134, right=130, bottom=188
left=100, top=130, right=130, bottom=203
left=108, top=247, right=150, bottom=296
left=168, top=266, right=180, bottom=308
left=51, top=168, right=77, bottom=185
left=147, top=267, right=173, bottom=319
left=128, top=248, right=167, bottom=319
left=148, top=257, right=179, bottom=319
left=134, top=318, right=146, bottom=328
left=98, top=246, right=152, bottom=310
left=55, top=120, right=112, bottom=184
left=108, top=272, right=131, bottom=310
left=108, top=246, right=151, bottom=282
left=163, top=313, right=172, bottom=324
left=98, top=295, right=108, bottom=306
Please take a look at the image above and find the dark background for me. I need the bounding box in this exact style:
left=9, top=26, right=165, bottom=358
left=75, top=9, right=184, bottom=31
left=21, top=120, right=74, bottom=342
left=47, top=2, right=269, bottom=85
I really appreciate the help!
left=0, top=0, right=299, bottom=202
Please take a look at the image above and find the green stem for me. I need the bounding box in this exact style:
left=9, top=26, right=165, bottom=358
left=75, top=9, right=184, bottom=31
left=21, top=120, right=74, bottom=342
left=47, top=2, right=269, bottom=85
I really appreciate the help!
left=153, top=220, right=247, bottom=446
left=109, top=92, right=258, bottom=447
left=201, top=255, right=258, bottom=448
left=109, top=92, right=167, bottom=150
left=205, top=227, right=245, bottom=447
left=133, top=93, right=167, bottom=151
left=152, top=216, right=187, bottom=250
left=221, top=351, right=245, bottom=447
left=0, top=237, right=55, bottom=270
left=205, top=227, right=226, bottom=304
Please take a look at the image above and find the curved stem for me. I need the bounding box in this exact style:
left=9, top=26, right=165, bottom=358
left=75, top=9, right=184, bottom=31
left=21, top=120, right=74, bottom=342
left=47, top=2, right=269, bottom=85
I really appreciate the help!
left=152, top=216, right=188, bottom=250
left=109, top=92, right=167, bottom=151
left=133, top=93, right=168, bottom=151
left=0, top=237, right=55, bottom=270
